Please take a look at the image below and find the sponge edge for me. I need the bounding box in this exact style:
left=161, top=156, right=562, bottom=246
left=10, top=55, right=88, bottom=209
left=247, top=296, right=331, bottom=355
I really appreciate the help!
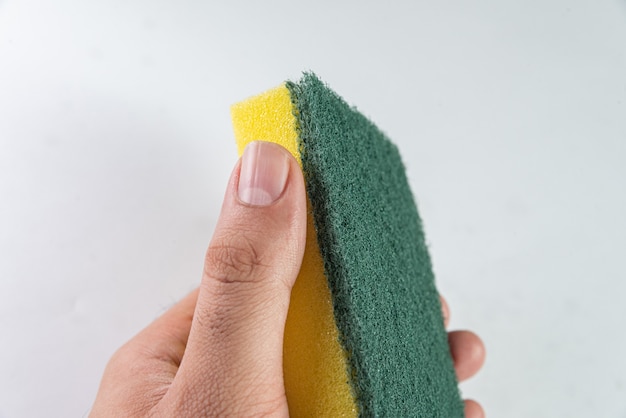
left=287, top=73, right=464, bottom=416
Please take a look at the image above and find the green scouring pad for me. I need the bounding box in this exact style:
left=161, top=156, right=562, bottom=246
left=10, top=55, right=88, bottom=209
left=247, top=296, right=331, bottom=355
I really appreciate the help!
left=231, top=73, right=463, bottom=417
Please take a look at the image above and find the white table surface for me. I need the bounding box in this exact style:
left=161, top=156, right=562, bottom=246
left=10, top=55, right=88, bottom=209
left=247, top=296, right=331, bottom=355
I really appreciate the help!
left=1, top=1, right=625, bottom=417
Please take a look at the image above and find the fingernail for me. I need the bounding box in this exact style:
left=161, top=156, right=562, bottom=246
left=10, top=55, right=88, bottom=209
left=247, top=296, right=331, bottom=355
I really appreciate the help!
left=238, top=141, right=290, bottom=206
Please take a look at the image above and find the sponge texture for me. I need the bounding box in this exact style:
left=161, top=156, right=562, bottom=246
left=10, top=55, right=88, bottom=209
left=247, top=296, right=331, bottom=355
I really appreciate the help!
left=231, top=73, right=463, bottom=417
left=287, top=74, right=463, bottom=417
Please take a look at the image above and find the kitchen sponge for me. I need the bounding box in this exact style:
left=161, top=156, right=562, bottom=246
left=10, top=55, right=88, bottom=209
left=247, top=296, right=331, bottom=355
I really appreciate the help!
left=231, top=73, right=463, bottom=417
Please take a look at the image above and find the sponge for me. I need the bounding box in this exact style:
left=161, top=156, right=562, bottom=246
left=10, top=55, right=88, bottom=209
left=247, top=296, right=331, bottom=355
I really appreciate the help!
left=231, top=73, right=463, bottom=417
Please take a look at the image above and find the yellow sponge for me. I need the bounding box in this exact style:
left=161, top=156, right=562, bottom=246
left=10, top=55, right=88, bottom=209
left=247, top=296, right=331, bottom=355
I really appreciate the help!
left=231, top=85, right=357, bottom=416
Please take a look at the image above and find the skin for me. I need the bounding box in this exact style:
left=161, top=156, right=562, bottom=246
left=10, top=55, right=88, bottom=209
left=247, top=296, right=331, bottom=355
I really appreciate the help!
left=91, top=142, right=486, bottom=417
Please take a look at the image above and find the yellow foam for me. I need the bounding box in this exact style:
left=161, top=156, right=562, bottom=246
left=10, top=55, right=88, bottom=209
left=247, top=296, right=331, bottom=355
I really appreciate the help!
left=231, top=84, right=358, bottom=417
left=231, top=85, right=301, bottom=164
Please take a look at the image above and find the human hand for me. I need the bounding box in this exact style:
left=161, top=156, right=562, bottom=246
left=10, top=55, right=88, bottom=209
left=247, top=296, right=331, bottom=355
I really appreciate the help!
left=90, top=141, right=486, bottom=417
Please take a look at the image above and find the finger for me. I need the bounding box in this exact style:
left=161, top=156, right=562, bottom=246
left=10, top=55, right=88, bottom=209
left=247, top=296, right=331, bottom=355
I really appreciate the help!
left=130, top=288, right=199, bottom=368
left=164, top=141, right=307, bottom=416
left=91, top=289, right=199, bottom=416
left=448, top=330, right=486, bottom=382
left=440, top=295, right=450, bottom=328
left=464, top=399, right=485, bottom=418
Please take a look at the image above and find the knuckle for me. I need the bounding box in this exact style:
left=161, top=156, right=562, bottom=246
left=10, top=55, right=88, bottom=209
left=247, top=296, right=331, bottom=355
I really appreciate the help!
left=204, top=231, right=267, bottom=285
left=107, top=342, right=137, bottom=369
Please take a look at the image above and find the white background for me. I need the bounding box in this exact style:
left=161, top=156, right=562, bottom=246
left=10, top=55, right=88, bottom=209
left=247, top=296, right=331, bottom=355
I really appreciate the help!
left=1, top=1, right=625, bottom=417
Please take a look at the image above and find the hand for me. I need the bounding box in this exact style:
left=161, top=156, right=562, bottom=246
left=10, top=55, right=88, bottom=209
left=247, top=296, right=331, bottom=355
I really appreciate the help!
left=90, top=141, right=486, bottom=417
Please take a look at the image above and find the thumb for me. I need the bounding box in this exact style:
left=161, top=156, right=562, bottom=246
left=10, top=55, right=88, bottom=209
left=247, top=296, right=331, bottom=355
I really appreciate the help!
left=160, top=141, right=307, bottom=417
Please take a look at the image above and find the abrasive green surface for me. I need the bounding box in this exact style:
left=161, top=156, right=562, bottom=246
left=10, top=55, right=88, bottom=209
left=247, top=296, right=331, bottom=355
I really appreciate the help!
left=287, top=74, right=464, bottom=417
